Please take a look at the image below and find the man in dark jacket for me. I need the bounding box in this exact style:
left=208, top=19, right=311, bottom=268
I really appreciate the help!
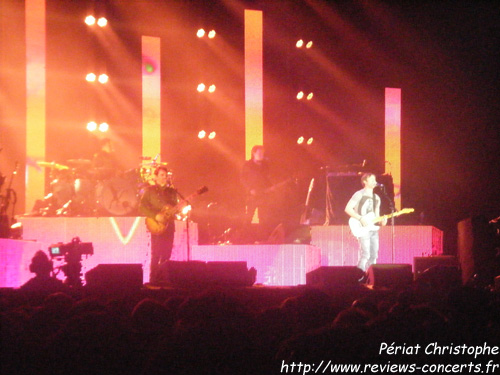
left=139, top=166, right=179, bottom=285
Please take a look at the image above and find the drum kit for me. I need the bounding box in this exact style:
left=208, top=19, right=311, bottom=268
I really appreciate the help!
left=35, top=157, right=169, bottom=216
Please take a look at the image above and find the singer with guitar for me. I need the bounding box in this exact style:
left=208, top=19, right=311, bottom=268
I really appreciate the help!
left=139, top=166, right=179, bottom=285
left=345, top=173, right=387, bottom=273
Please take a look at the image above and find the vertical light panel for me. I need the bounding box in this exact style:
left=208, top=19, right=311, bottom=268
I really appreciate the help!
left=142, top=36, right=161, bottom=160
left=25, top=0, right=46, bottom=212
left=385, top=87, right=401, bottom=210
left=244, top=10, right=263, bottom=160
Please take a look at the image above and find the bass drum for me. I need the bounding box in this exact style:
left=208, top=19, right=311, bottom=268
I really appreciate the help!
left=97, top=174, right=139, bottom=216
left=50, top=179, right=74, bottom=208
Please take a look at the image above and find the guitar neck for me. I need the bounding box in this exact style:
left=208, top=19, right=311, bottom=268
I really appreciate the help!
left=173, top=187, right=207, bottom=209
left=373, top=209, right=413, bottom=224
left=376, top=213, right=396, bottom=223
left=264, top=178, right=294, bottom=194
left=182, top=192, right=199, bottom=203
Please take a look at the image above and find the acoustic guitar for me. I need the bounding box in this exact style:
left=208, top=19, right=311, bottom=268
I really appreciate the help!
left=146, top=186, right=208, bottom=235
left=348, top=208, right=414, bottom=238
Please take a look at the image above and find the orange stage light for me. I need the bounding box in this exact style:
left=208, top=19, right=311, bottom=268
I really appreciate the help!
left=244, top=10, right=263, bottom=159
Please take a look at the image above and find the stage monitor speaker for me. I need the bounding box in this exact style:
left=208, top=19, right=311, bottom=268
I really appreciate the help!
left=415, top=265, right=462, bottom=290
left=159, top=261, right=207, bottom=287
left=85, top=264, right=143, bottom=290
left=306, top=266, right=364, bottom=288
left=160, top=261, right=255, bottom=287
left=366, top=264, right=413, bottom=289
left=414, top=256, right=459, bottom=279
left=206, top=261, right=255, bottom=286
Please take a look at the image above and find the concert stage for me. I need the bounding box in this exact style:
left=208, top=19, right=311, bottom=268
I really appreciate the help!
left=1, top=217, right=197, bottom=287
left=310, top=225, right=443, bottom=266
left=190, top=225, right=442, bottom=285
left=190, top=244, right=322, bottom=286
left=0, top=217, right=442, bottom=288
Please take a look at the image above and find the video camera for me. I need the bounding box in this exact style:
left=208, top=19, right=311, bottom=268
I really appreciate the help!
left=48, top=237, right=93, bottom=258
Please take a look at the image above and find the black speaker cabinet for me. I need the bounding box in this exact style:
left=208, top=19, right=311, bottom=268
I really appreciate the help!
left=366, top=264, right=413, bottom=289
left=414, top=256, right=459, bottom=279
left=159, top=261, right=207, bottom=286
left=85, top=264, right=143, bottom=290
left=206, top=261, right=254, bottom=286
left=306, top=266, right=364, bottom=288
left=458, top=215, right=500, bottom=286
left=159, top=261, right=255, bottom=287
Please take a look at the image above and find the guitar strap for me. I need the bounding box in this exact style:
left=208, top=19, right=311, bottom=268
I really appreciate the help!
left=373, top=191, right=379, bottom=212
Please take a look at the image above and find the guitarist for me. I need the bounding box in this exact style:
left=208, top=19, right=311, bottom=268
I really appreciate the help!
left=139, top=166, right=179, bottom=285
left=241, top=145, right=275, bottom=231
left=345, top=173, right=387, bottom=273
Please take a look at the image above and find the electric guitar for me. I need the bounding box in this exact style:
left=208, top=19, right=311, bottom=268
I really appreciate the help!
left=348, top=208, right=414, bottom=238
left=247, top=178, right=296, bottom=205
left=146, top=186, right=208, bottom=235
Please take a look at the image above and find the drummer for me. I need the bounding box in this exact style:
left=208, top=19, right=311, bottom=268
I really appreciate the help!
left=91, top=138, right=119, bottom=180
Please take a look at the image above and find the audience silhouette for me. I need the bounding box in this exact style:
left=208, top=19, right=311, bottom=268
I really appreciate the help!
left=1, top=270, right=499, bottom=374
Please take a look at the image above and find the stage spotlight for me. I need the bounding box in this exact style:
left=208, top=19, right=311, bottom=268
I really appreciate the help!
left=208, top=30, right=216, bottom=39
left=197, top=83, right=206, bottom=92
left=99, top=122, right=109, bottom=132
left=10, top=222, right=22, bottom=239
left=144, top=62, right=155, bottom=74
left=307, top=92, right=314, bottom=100
left=306, top=41, right=313, bottom=49
left=297, top=136, right=304, bottom=145
left=87, top=121, right=97, bottom=132
left=85, top=15, right=96, bottom=26
left=198, top=130, right=206, bottom=139
left=97, top=17, right=107, bottom=27
left=307, top=137, right=314, bottom=145
left=98, top=74, right=109, bottom=84
left=208, top=84, right=216, bottom=93
left=181, top=205, right=192, bottom=215
left=197, top=29, right=206, bottom=38
left=296, top=91, right=304, bottom=100
left=176, top=204, right=192, bottom=220
left=208, top=131, right=216, bottom=139
left=296, top=39, right=304, bottom=48
left=86, top=73, right=97, bottom=82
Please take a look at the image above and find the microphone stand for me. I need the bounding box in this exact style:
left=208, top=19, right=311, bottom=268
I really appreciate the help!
left=175, top=189, right=191, bottom=261
left=378, top=185, right=396, bottom=263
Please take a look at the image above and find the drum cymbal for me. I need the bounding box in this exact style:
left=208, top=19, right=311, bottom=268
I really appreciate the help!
left=66, top=159, right=92, bottom=167
left=36, top=161, right=69, bottom=170
left=141, top=161, right=168, bottom=166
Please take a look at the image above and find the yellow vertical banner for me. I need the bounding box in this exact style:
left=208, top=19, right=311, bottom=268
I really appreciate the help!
left=385, top=87, right=402, bottom=210
left=25, top=0, right=46, bottom=212
left=244, top=10, right=263, bottom=160
left=142, top=36, right=161, bottom=161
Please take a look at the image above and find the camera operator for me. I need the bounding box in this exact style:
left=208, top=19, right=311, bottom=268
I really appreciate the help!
left=20, top=250, right=67, bottom=293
